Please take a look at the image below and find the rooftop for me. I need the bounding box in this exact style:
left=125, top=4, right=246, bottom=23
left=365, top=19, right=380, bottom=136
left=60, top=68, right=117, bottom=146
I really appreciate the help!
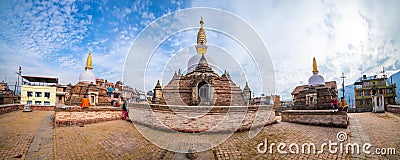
left=22, top=76, right=58, bottom=84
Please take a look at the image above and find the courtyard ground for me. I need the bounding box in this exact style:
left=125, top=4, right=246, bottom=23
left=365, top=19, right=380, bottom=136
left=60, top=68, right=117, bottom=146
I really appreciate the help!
left=0, top=111, right=399, bottom=159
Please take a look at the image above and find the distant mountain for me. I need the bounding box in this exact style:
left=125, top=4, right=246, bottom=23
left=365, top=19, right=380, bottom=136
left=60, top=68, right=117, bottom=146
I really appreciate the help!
left=338, top=71, right=400, bottom=107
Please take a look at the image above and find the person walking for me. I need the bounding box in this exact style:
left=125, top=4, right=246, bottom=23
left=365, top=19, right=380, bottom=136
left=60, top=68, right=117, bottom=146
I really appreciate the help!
left=122, top=99, right=128, bottom=120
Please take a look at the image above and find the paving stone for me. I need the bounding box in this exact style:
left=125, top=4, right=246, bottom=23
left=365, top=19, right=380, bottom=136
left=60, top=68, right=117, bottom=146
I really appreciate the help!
left=0, top=111, right=53, bottom=159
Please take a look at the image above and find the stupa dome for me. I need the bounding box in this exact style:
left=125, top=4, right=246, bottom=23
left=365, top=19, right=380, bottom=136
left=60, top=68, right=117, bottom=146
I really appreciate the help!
left=79, top=69, right=96, bottom=83
left=308, top=73, right=325, bottom=86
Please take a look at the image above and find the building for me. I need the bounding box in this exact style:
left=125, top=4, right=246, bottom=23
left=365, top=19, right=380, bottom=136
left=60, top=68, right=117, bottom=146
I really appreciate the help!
left=253, top=94, right=281, bottom=109
left=121, top=85, right=143, bottom=103
left=0, top=82, right=14, bottom=104
left=291, top=57, right=338, bottom=110
left=152, top=17, right=251, bottom=106
left=253, top=94, right=273, bottom=105
left=56, top=85, right=68, bottom=105
left=354, top=70, right=396, bottom=109
left=21, top=76, right=58, bottom=105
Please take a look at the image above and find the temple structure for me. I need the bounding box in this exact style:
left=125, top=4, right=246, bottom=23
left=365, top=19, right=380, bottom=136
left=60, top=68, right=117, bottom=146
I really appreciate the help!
left=291, top=57, right=338, bottom=110
left=152, top=17, right=251, bottom=106
left=0, top=82, right=14, bottom=104
left=63, top=52, right=122, bottom=106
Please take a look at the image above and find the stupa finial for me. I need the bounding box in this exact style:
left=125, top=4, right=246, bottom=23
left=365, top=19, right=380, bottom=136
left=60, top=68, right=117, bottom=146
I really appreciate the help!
left=312, top=57, right=318, bottom=73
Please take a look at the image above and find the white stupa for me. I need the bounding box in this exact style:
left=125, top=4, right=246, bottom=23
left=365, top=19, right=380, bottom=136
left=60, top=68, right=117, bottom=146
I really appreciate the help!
left=79, top=52, right=96, bottom=83
left=308, top=57, right=325, bottom=86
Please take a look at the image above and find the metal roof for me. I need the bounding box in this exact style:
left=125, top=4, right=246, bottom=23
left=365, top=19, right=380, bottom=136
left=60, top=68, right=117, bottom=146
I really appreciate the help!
left=21, top=76, right=58, bottom=84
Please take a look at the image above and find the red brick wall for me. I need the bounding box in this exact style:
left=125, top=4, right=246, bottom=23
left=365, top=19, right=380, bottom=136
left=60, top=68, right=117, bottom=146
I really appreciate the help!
left=30, top=105, right=55, bottom=111
left=0, top=104, right=23, bottom=114
left=54, top=107, right=123, bottom=126
left=0, top=104, right=55, bottom=114
left=281, top=110, right=348, bottom=127
left=387, top=105, right=400, bottom=114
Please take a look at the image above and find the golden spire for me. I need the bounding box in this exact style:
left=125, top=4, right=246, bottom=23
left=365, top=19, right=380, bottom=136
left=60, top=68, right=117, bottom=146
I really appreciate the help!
left=85, top=52, right=93, bottom=69
left=312, top=57, right=318, bottom=73
left=196, top=17, right=208, bottom=54
left=197, top=17, right=206, bottom=45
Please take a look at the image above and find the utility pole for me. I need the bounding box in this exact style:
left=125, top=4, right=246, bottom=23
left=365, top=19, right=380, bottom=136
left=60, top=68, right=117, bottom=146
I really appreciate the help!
left=16, top=66, right=21, bottom=95
left=340, top=72, right=346, bottom=99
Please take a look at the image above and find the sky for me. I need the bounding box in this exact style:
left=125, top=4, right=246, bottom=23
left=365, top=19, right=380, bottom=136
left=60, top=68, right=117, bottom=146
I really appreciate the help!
left=0, top=0, right=399, bottom=100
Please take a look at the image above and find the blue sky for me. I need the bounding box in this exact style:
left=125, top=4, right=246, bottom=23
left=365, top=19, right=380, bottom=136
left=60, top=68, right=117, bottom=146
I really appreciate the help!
left=0, top=0, right=399, bottom=99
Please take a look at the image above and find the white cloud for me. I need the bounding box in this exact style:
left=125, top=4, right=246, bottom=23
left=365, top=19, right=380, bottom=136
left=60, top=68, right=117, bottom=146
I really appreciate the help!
left=0, top=0, right=91, bottom=59
left=0, top=42, right=78, bottom=86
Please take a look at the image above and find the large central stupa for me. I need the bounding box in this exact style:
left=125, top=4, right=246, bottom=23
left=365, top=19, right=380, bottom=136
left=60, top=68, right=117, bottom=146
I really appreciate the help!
left=152, top=17, right=251, bottom=106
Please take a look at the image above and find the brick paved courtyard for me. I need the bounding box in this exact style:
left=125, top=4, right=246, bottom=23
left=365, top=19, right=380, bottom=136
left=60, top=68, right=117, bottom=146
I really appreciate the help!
left=0, top=111, right=399, bottom=159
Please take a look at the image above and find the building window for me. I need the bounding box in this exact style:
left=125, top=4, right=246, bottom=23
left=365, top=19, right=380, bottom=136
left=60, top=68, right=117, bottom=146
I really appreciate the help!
left=378, top=81, right=384, bottom=86
left=44, top=92, right=50, bottom=98
left=366, top=100, right=370, bottom=105
left=27, top=100, right=32, bottom=105
left=387, top=89, right=392, bottom=94
left=363, top=82, right=370, bottom=87
left=358, top=100, right=363, bottom=105
left=27, top=91, right=33, bottom=97
left=44, top=101, right=50, bottom=105
left=357, top=92, right=362, bottom=96
left=35, top=101, right=41, bottom=105
left=365, top=90, right=371, bottom=96
left=35, top=92, right=42, bottom=97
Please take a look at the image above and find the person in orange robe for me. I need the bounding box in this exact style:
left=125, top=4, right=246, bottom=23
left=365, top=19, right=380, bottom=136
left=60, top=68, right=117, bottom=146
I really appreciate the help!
left=81, top=95, right=90, bottom=108
left=338, top=97, right=348, bottom=112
